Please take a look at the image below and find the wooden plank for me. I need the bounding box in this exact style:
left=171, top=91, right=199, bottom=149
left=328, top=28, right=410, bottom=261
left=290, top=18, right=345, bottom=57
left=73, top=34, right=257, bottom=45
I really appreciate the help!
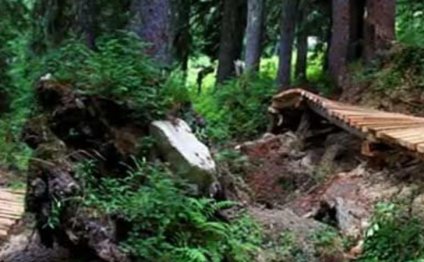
left=380, top=128, right=424, bottom=137
left=343, top=114, right=424, bottom=124
left=404, top=137, right=424, bottom=145
left=306, top=100, right=369, bottom=139
left=363, top=125, right=424, bottom=133
left=353, top=120, right=419, bottom=127
left=416, top=143, right=424, bottom=153
left=366, top=124, right=424, bottom=133
left=391, top=132, right=424, bottom=140
left=377, top=127, right=424, bottom=137
left=396, top=137, right=424, bottom=150
left=347, top=115, right=423, bottom=121
left=345, top=114, right=419, bottom=123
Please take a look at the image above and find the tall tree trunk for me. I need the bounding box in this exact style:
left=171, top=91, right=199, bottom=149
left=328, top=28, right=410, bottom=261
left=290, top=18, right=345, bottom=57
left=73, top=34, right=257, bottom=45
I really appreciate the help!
left=295, top=7, right=308, bottom=83
left=77, top=0, right=96, bottom=49
left=173, top=0, right=191, bottom=72
left=245, top=0, right=264, bottom=72
left=363, top=0, right=396, bottom=63
left=32, top=0, right=71, bottom=51
left=131, top=0, right=174, bottom=66
left=347, top=0, right=365, bottom=61
left=328, top=0, right=350, bottom=89
left=276, top=0, right=299, bottom=89
left=321, top=0, right=332, bottom=72
left=216, top=0, right=247, bottom=84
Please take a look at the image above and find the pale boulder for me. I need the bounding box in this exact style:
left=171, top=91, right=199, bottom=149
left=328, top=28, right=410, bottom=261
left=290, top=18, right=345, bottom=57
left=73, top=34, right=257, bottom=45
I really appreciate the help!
left=150, top=119, right=217, bottom=194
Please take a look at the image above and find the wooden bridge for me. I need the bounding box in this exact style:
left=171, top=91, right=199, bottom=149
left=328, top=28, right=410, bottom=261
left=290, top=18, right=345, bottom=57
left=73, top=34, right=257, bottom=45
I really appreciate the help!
left=270, top=88, right=424, bottom=156
left=0, top=186, right=24, bottom=240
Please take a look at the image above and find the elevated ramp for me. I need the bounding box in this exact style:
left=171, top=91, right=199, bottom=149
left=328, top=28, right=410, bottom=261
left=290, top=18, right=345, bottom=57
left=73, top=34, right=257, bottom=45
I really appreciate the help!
left=270, top=88, right=424, bottom=155
left=0, top=187, right=24, bottom=240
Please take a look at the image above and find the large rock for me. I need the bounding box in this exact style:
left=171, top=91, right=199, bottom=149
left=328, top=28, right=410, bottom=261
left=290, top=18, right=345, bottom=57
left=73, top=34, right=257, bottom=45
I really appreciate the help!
left=150, top=119, right=217, bottom=194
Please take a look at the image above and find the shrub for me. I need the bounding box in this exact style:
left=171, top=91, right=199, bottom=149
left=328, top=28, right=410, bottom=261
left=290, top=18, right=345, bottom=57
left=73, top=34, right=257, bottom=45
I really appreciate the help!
left=312, top=227, right=344, bottom=257
left=194, top=73, right=276, bottom=143
left=39, top=33, right=189, bottom=122
left=360, top=202, right=424, bottom=262
left=397, top=1, right=424, bottom=47
left=76, top=159, right=262, bottom=262
left=353, top=45, right=424, bottom=94
left=0, top=32, right=38, bottom=170
left=0, top=32, right=191, bottom=169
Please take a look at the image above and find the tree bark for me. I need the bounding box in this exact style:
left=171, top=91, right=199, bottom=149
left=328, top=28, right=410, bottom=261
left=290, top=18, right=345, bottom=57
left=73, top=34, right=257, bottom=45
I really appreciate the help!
left=173, top=0, right=191, bottom=72
left=347, top=0, right=365, bottom=61
left=131, top=0, right=174, bottom=66
left=276, top=0, right=299, bottom=89
left=328, top=0, right=350, bottom=89
left=245, top=0, right=265, bottom=72
left=295, top=7, right=308, bottom=83
left=77, top=0, right=96, bottom=49
left=363, top=0, right=396, bottom=63
left=216, top=0, right=247, bottom=84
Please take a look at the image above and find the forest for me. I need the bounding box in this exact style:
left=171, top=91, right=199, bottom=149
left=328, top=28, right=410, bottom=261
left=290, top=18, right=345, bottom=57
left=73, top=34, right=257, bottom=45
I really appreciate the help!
left=0, top=0, right=423, bottom=261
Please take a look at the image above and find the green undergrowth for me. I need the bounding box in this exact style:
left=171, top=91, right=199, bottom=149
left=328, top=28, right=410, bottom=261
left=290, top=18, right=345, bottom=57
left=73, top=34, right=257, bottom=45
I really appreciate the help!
left=75, top=159, right=263, bottom=262
left=0, top=34, right=38, bottom=170
left=271, top=232, right=309, bottom=261
left=312, top=227, right=345, bottom=259
left=365, top=45, right=424, bottom=92
left=350, top=44, right=424, bottom=115
left=192, top=73, right=275, bottom=143
left=397, top=2, right=424, bottom=48
left=39, top=33, right=190, bottom=122
left=360, top=202, right=424, bottom=262
left=0, top=33, right=191, bottom=170
left=188, top=53, right=331, bottom=143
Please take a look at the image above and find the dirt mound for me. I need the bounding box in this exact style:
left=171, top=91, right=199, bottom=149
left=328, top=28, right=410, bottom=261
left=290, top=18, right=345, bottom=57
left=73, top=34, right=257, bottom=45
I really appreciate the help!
left=236, top=131, right=361, bottom=207
left=340, top=44, right=424, bottom=116
left=237, top=127, right=424, bottom=260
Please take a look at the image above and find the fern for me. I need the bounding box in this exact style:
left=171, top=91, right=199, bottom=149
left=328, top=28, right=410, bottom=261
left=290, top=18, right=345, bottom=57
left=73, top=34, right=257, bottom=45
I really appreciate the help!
left=171, top=247, right=209, bottom=262
left=76, top=159, right=262, bottom=261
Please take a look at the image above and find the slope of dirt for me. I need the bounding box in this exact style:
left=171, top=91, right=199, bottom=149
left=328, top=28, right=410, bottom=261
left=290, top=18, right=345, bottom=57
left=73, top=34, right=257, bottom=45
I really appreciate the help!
left=340, top=44, right=424, bottom=116
left=235, top=130, right=424, bottom=260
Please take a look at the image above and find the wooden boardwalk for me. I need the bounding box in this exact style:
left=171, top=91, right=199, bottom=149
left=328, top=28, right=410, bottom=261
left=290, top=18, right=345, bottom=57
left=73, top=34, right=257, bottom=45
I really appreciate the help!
left=270, top=88, right=424, bottom=155
left=0, top=188, right=24, bottom=240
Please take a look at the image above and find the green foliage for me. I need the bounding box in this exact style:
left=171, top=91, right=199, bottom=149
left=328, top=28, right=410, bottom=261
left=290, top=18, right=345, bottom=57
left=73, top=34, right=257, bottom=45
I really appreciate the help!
left=312, top=227, right=341, bottom=252
left=0, top=31, right=191, bottom=169
left=274, top=232, right=308, bottom=261
left=391, top=45, right=424, bottom=81
left=39, top=33, right=189, bottom=122
left=0, top=3, right=36, bottom=170
left=45, top=197, right=63, bottom=229
left=30, top=0, right=131, bottom=52
left=305, top=54, right=334, bottom=95
left=76, top=159, right=262, bottom=261
left=353, top=45, right=424, bottom=95
left=360, top=202, right=424, bottom=262
left=397, top=1, right=424, bottom=47
left=194, top=73, right=276, bottom=143
left=215, top=149, right=249, bottom=175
